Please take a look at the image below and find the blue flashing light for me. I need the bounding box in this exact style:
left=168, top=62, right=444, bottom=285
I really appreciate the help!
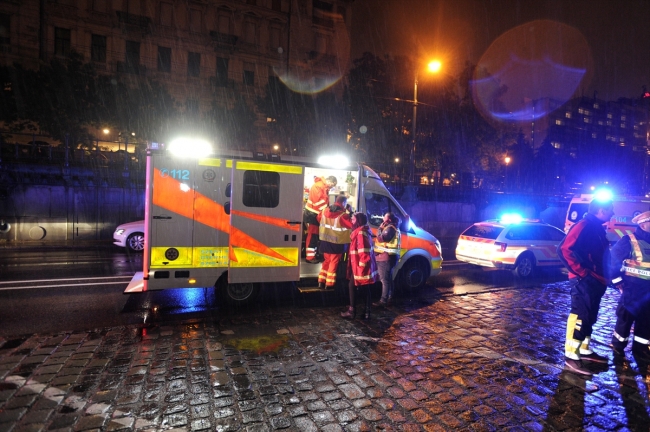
left=499, top=213, right=523, bottom=224
left=593, top=188, right=613, bottom=202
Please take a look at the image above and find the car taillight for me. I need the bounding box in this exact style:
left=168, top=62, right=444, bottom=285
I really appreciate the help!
left=495, top=242, right=507, bottom=252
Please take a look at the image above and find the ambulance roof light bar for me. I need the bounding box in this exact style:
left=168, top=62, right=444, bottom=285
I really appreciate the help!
left=168, top=138, right=213, bottom=158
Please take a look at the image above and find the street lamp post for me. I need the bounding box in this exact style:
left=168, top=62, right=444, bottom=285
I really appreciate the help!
left=408, top=60, right=442, bottom=184
left=504, top=156, right=511, bottom=191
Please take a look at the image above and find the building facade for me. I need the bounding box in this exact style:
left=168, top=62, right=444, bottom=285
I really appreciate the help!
left=0, top=0, right=354, bottom=150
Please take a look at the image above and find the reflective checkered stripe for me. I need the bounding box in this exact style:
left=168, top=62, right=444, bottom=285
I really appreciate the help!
left=622, top=234, right=650, bottom=280
left=613, top=331, right=630, bottom=343
left=634, top=336, right=649, bottom=345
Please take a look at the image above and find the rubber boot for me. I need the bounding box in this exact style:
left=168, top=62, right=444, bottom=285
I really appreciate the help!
left=340, top=307, right=355, bottom=319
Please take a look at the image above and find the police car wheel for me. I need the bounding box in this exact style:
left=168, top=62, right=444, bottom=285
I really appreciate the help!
left=513, top=253, right=535, bottom=278
left=126, top=233, right=145, bottom=252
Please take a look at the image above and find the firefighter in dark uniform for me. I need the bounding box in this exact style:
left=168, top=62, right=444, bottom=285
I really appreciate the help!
left=557, top=198, right=615, bottom=375
left=610, top=210, right=650, bottom=361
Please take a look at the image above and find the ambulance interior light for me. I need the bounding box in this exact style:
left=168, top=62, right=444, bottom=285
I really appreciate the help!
left=168, top=138, right=213, bottom=158
left=317, top=154, right=350, bottom=168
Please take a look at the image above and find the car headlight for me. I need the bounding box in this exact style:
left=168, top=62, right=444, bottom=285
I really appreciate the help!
left=115, top=229, right=125, bottom=235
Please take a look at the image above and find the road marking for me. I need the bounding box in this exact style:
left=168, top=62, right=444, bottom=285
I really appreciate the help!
left=0, top=281, right=132, bottom=291
left=0, top=276, right=132, bottom=285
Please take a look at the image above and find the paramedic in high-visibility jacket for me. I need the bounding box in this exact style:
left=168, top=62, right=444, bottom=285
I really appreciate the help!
left=557, top=198, right=615, bottom=376
left=609, top=210, right=650, bottom=362
left=373, top=212, right=401, bottom=307
left=341, top=212, right=379, bottom=320
left=316, top=195, right=352, bottom=289
left=304, top=175, right=338, bottom=262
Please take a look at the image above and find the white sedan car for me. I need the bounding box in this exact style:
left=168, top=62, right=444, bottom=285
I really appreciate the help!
left=113, top=220, right=145, bottom=252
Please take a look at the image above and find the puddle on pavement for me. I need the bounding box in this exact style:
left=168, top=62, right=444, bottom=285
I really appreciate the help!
left=223, top=334, right=290, bottom=355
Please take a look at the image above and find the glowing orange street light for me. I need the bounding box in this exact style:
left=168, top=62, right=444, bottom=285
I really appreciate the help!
left=504, top=156, right=511, bottom=190
left=427, top=60, right=442, bottom=74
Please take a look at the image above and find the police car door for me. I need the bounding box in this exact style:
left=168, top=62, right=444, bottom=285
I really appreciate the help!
left=228, top=160, right=304, bottom=283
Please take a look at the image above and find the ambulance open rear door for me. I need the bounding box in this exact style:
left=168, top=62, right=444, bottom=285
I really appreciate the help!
left=227, top=160, right=304, bottom=284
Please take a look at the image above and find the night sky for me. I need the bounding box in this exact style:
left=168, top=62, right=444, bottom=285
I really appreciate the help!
left=350, top=0, right=650, bottom=101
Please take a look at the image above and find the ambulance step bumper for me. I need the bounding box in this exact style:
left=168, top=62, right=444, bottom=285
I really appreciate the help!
left=297, top=285, right=335, bottom=293
left=124, top=272, right=144, bottom=293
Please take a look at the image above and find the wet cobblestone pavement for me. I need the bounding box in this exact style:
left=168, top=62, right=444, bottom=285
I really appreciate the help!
left=1, top=281, right=650, bottom=431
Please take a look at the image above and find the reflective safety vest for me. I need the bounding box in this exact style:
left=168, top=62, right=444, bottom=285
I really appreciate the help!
left=319, top=211, right=351, bottom=245
left=622, top=234, right=650, bottom=280
left=375, top=223, right=401, bottom=255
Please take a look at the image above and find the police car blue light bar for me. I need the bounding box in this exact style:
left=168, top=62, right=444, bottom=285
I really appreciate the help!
left=499, top=213, right=523, bottom=224
left=593, top=188, right=613, bottom=202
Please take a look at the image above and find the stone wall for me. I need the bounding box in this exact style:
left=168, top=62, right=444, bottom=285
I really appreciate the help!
left=0, top=183, right=569, bottom=244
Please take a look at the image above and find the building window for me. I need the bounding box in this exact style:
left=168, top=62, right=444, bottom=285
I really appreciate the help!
left=188, top=52, right=200, bottom=77
left=218, top=12, right=231, bottom=34
left=91, top=34, right=106, bottom=63
left=607, top=120, right=612, bottom=126
left=584, top=117, right=591, bottom=123
left=92, top=0, right=106, bottom=12
left=313, top=0, right=333, bottom=12
left=187, top=99, right=199, bottom=113
left=157, top=46, right=171, bottom=73
left=160, top=3, right=173, bottom=26
left=621, top=123, right=626, bottom=128
left=243, top=62, right=255, bottom=86
left=552, top=142, right=562, bottom=149
left=0, top=14, right=10, bottom=45
left=244, top=19, right=256, bottom=44
left=189, top=8, right=201, bottom=33
left=215, top=57, right=229, bottom=86
left=598, top=120, right=604, bottom=125
left=315, top=33, right=327, bottom=52
left=592, top=133, right=597, bottom=138
left=621, top=115, right=626, bottom=121
left=124, top=40, right=140, bottom=73
left=272, top=0, right=282, bottom=11
left=54, top=27, right=71, bottom=57
left=565, top=112, right=571, bottom=118
left=270, top=26, right=281, bottom=51
left=555, top=119, right=563, bottom=126
left=593, top=103, right=599, bottom=109
left=607, top=113, right=613, bottom=119
left=578, top=108, right=584, bottom=114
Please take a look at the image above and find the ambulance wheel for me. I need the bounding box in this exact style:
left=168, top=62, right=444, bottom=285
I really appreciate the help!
left=513, top=252, right=535, bottom=278
left=398, top=257, right=430, bottom=290
left=220, top=281, right=259, bottom=305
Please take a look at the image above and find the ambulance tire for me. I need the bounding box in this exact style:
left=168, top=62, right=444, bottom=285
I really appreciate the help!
left=219, top=281, right=259, bottom=305
left=513, top=252, right=535, bottom=278
left=398, top=257, right=430, bottom=290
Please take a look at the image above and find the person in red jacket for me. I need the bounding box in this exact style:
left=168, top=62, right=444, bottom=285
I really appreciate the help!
left=341, top=212, right=378, bottom=320
left=304, top=175, right=337, bottom=262
left=557, top=197, right=615, bottom=375
left=316, top=195, right=353, bottom=289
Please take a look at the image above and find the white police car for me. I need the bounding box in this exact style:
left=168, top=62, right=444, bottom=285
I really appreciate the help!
left=455, top=214, right=566, bottom=278
left=113, top=220, right=145, bottom=252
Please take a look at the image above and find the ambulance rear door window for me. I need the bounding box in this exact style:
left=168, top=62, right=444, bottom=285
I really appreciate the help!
left=242, top=170, right=280, bottom=208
